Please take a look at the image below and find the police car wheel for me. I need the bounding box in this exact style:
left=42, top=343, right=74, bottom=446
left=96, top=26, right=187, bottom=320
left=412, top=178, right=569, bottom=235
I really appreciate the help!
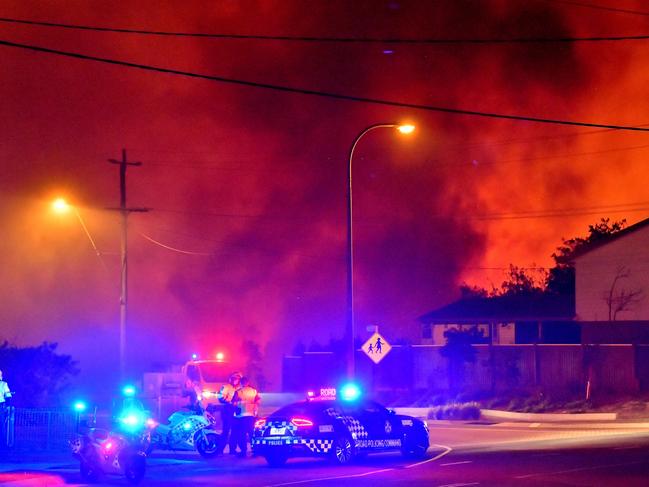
left=264, top=449, right=289, bottom=467
left=401, top=428, right=428, bottom=459
left=331, top=435, right=354, bottom=465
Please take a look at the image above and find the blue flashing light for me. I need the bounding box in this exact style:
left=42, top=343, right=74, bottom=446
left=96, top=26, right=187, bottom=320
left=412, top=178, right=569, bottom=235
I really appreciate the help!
left=340, top=383, right=362, bottom=402
left=73, top=400, right=87, bottom=413
left=118, top=409, right=146, bottom=432
left=122, top=385, right=136, bottom=397
left=191, top=353, right=198, bottom=360
left=183, top=421, right=192, bottom=430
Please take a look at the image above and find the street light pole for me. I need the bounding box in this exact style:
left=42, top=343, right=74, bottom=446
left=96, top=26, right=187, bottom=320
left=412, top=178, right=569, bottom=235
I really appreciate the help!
left=346, top=123, right=415, bottom=379
left=108, top=149, right=147, bottom=379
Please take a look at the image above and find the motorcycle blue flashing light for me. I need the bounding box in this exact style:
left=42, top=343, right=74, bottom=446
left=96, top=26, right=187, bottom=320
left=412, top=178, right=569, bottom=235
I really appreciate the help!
left=191, top=353, right=198, bottom=360
left=340, top=383, right=361, bottom=402
left=73, top=400, right=87, bottom=412
left=122, top=385, right=136, bottom=397
left=121, top=414, right=141, bottom=427
left=183, top=421, right=192, bottom=430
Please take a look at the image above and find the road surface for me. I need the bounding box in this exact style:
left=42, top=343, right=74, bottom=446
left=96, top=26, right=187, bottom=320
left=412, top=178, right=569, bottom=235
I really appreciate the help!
left=2, top=421, right=649, bottom=486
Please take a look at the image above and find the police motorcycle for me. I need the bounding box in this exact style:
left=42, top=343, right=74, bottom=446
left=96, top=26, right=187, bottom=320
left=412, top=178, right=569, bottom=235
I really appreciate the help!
left=146, top=399, right=221, bottom=458
left=70, top=397, right=148, bottom=484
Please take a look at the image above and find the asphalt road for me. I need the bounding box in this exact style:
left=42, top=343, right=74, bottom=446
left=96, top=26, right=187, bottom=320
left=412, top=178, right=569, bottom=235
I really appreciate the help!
left=2, top=421, right=649, bottom=486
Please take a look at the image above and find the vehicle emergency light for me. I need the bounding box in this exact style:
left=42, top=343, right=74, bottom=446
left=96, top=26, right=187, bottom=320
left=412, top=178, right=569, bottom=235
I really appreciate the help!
left=191, top=353, right=198, bottom=360
left=215, top=352, right=225, bottom=362
left=72, top=400, right=87, bottom=412
left=254, top=419, right=266, bottom=429
left=340, top=383, right=361, bottom=402
left=122, top=385, right=136, bottom=397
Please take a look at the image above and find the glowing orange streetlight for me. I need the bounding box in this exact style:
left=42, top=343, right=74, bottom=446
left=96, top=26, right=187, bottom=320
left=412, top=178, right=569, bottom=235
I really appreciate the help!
left=346, top=123, right=416, bottom=379
left=52, top=197, right=72, bottom=214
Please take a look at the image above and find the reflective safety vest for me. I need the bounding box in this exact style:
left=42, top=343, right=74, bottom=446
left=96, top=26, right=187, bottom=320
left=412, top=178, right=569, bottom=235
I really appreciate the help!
left=235, top=385, right=260, bottom=417
left=218, top=383, right=238, bottom=404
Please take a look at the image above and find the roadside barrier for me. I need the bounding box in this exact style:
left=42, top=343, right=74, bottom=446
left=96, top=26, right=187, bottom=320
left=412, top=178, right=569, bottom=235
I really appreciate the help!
left=7, top=408, right=77, bottom=451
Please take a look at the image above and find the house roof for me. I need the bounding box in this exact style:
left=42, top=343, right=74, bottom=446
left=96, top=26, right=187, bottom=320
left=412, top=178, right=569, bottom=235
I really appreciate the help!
left=418, top=293, right=575, bottom=324
left=567, top=216, right=649, bottom=262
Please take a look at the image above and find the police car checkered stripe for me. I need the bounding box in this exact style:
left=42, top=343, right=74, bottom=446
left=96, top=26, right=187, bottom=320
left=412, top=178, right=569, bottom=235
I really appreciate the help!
left=252, top=437, right=333, bottom=453
left=303, top=438, right=333, bottom=453
left=339, top=416, right=368, bottom=440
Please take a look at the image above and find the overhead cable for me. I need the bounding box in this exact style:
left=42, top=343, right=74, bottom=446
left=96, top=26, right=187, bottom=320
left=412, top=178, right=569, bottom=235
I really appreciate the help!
left=0, top=16, right=648, bottom=43
left=543, top=0, right=649, bottom=17
left=1, top=38, right=648, bottom=132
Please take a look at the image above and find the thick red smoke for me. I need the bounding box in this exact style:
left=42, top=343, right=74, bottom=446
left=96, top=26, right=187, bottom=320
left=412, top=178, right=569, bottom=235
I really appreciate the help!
left=1, top=0, right=648, bottom=389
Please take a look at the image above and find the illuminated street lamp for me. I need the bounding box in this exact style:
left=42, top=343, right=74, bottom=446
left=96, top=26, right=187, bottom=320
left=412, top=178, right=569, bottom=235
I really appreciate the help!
left=346, top=123, right=415, bottom=379
left=51, top=198, right=104, bottom=262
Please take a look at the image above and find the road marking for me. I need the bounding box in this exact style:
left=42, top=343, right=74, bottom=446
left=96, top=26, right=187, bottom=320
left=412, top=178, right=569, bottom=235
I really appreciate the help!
left=264, top=444, right=453, bottom=486
left=613, top=445, right=639, bottom=450
left=263, top=467, right=395, bottom=486
left=437, top=483, right=479, bottom=487
left=515, top=460, right=646, bottom=479
left=404, top=444, right=453, bottom=469
left=440, top=460, right=473, bottom=467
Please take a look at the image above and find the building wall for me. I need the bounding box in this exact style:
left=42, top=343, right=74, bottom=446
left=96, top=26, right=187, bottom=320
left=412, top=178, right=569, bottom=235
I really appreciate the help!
left=575, top=226, right=649, bottom=321
left=424, top=323, right=515, bottom=345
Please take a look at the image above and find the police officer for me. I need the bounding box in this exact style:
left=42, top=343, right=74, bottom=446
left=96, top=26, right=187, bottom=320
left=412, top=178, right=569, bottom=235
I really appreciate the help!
left=232, top=376, right=260, bottom=457
left=0, top=369, right=12, bottom=449
left=218, top=372, right=242, bottom=454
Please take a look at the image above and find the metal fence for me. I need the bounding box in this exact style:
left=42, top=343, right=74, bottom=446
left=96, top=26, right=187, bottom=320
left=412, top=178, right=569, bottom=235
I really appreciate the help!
left=3, top=407, right=78, bottom=451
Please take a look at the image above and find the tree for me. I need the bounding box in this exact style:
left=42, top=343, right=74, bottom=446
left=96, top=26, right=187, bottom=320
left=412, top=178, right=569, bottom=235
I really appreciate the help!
left=499, top=265, right=546, bottom=297
left=548, top=218, right=627, bottom=296
left=604, top=266, right=644, bottom=321
left=460, top=265, right=545, bottom=298
left=440, top=327, right=488, bottom=393
left=0, top=341, right=79, bottom=407
left=461, top=218, right=628, bottom=299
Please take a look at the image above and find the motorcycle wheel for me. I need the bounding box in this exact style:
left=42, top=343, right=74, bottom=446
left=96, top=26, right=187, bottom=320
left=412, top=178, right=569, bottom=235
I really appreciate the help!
left=195, top=431, right=220, bottom=458
left=80, top=460, right=100, bottom=483
left=124, top=454, right=146, bottom=485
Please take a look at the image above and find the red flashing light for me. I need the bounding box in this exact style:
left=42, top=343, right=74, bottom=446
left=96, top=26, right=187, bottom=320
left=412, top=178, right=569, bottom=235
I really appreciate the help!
left=146, top=418, right=158, bottom=428
left=291, top=417, right=313, bottom=427
left=104, top=441, right=114, bottom=451
left=254, top=418, right=266, bottom=429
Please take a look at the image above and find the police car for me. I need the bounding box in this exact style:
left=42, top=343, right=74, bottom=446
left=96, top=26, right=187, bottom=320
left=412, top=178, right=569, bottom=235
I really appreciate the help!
left=252, top=384, right=429, bottom=466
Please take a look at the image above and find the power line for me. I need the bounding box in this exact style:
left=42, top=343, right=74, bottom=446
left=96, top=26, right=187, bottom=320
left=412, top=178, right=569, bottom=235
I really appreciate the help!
left=138, top=231, right=211, bottom=255
left=543, top=0, right=649, bottom=16
left=2, top=38, right=649, bottom=133
left=1, top=16, right=648, bottom=44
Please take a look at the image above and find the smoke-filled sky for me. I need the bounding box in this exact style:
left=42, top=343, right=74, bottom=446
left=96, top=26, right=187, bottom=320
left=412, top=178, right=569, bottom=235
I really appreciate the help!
left=1, top=0, right=648, bottom=388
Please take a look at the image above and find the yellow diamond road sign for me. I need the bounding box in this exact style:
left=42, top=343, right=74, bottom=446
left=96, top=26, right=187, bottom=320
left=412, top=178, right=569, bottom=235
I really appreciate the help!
left=362, top=332, right=391, bottom=364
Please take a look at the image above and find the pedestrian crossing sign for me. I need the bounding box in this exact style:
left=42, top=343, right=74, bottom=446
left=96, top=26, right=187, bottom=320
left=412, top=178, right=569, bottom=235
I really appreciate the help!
left=362, top=332, right=391, bottom=364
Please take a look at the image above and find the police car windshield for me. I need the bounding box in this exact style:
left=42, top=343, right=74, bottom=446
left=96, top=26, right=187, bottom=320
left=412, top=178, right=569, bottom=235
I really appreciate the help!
left=197, top=363, right=230, bottom=383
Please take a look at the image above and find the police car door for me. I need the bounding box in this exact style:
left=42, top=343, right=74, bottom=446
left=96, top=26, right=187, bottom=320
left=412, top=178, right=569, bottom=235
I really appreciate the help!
left=354, top=401, right=396, bottom=443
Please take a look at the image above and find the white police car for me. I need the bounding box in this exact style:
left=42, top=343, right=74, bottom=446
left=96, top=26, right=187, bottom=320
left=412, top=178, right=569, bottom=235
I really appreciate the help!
left=252, top=385, right=429, bottom=466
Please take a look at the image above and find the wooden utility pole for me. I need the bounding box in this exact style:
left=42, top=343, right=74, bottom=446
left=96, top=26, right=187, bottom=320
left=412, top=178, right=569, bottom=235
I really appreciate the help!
left=108, top=149, right=148, bottom=379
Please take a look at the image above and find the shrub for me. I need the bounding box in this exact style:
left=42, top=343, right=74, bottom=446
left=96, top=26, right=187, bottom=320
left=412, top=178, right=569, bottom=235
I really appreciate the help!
left=427, top=402, right=480, bottom=421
